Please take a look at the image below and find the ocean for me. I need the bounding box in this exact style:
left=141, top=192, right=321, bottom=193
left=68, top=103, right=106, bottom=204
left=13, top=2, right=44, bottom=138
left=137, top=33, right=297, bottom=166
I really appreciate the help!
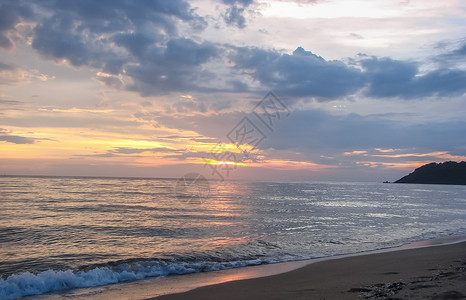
left=0, top=176, right=465, bottom=299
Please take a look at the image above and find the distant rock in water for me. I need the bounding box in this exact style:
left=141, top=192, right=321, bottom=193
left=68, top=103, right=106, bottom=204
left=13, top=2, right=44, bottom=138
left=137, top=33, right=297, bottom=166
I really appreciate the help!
left=395, top=161, right=466, bottom=185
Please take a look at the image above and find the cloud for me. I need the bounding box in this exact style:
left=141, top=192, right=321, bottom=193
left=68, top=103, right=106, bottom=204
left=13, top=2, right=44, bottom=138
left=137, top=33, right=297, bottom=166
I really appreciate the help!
left=273, top=0, right=321, bottom=3
left=32, top=19, right=99, bottom=67
left=230, top=46, right=366, bottom=99
left=0, top=112, right=139, bottom=129
left=104, top=32, right=219, bottom=94
left=75, top=146, right=218, bottom=162
left=166, top=38, right=218, bottom=66
left=220, top=0, right=255, bottom=28
left=0, top=0, right=34, bottom=49
left=111, top=147, right=182, bottom=155
left=0, top=61, right=15, bottom=70
left=122, top=39, right=219, bottom=95
left=0, top=99, right=24, bottom=105
left=360, top=56, right=466, bottom=98
left=4, top=1, right=465, bottom=101
left=31, top=0, right=206, bottom=67
left=344, top=150, right=368, bottom=156
left=262, top=109, right=466, bottom=163
left=228, top=46, right=466, bottom=100
left=0, top=128, right=35, bottom=144
left=151, top=110, right=244, bottom=140
left=433, top=40, right=466, bottom=65
left=111, top=32, right=157, bottom=64
left=0, top=135, right=34, bottom=144
left=154, top=106, right=465, bottom=167
left=221, top=0, right=255, bottom=5
left=21, top=0, right=216, bottom=95
left=42, top=0, right=205, bottom=34
left=446, top=42, right=466, bottom=59
left=95, top=73, right=123, bottom=89
left=171, top=98, right=208, bottom=114
left=0, top=61, right=53, bottom=85
left=0, top=99, right=25, bottom=115
left=75, top=146, right=186, bottom=158
left=223, top=5, right=247, bottom=28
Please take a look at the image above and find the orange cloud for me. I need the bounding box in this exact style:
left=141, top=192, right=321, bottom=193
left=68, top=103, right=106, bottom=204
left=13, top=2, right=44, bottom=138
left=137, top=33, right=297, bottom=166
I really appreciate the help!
left=356, top=161, right=430, bottom=170
left=373, top=151, right=466, bottom=161
left=375, top=148, right=401, bottom=153
left=343, top=150, right=368, bottom=155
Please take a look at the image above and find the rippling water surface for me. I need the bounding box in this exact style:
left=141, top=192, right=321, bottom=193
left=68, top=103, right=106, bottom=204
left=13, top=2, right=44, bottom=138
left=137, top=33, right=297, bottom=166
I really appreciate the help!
left=0, top=176, right=465, bottom=299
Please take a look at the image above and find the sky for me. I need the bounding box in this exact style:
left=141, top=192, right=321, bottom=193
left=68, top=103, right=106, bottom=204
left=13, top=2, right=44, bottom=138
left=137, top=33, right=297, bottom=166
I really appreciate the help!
left=0, top=0, right=465, bottom=182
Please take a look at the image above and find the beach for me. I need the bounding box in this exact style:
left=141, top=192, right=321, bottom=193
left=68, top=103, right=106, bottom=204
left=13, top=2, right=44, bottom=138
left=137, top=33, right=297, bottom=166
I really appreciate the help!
left=154, top=241, right=466, bottom=300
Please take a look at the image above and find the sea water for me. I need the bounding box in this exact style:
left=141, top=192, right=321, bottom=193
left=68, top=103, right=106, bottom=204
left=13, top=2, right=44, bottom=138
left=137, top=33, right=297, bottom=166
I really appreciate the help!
left=0, top=176, right=465, bottom=299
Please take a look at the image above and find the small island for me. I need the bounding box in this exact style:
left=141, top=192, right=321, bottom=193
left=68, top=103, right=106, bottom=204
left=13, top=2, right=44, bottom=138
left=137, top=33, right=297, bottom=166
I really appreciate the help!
left=394, top=161, right=466, bottom=185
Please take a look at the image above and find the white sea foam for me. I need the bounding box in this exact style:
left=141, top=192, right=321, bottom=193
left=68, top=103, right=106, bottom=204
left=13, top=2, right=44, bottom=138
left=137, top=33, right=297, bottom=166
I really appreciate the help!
left=0, top=259, right=263, bottom=299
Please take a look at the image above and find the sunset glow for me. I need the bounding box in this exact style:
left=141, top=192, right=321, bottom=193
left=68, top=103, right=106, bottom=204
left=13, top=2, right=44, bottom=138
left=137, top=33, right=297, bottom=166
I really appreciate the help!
left=1, top=0, right=465, bottom=181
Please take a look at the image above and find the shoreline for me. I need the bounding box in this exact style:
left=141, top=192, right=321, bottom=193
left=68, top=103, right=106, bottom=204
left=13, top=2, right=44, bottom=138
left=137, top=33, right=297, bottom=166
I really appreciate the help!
left=153, top=240, right=466, bottom=300
left=30, top=236, right=466, bottom=300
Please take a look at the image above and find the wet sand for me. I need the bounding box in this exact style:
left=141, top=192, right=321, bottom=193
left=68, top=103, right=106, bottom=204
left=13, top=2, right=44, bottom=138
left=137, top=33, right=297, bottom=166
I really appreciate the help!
left=153, top=241, right=466, bottom=300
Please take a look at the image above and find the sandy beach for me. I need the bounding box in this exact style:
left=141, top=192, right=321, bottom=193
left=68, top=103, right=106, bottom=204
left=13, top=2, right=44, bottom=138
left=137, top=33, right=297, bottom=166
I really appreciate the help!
left=154, top=241, right=466, bottom=300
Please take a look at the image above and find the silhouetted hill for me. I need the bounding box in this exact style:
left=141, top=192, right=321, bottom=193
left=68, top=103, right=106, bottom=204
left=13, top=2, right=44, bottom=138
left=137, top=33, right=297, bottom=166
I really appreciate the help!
left=394, top=161, right=466, bottom=185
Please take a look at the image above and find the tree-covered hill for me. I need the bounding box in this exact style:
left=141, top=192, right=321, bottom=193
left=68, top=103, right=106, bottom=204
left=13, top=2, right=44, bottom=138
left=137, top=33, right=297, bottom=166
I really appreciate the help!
left=394, top=161, right=466, bottom=185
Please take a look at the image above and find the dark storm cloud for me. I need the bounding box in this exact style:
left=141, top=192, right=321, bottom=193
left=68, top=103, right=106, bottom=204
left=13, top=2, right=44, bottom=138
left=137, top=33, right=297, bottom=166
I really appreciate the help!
left=360, top=56, right=466, bottom=98
left=230, top=46, right=366, bottom=99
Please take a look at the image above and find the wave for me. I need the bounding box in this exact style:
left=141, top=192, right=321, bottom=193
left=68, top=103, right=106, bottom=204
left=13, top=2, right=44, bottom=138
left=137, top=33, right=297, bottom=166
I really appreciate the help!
left=0, top=258, right=264, bottom=299
left=2, top=234, right=463, bottom=299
